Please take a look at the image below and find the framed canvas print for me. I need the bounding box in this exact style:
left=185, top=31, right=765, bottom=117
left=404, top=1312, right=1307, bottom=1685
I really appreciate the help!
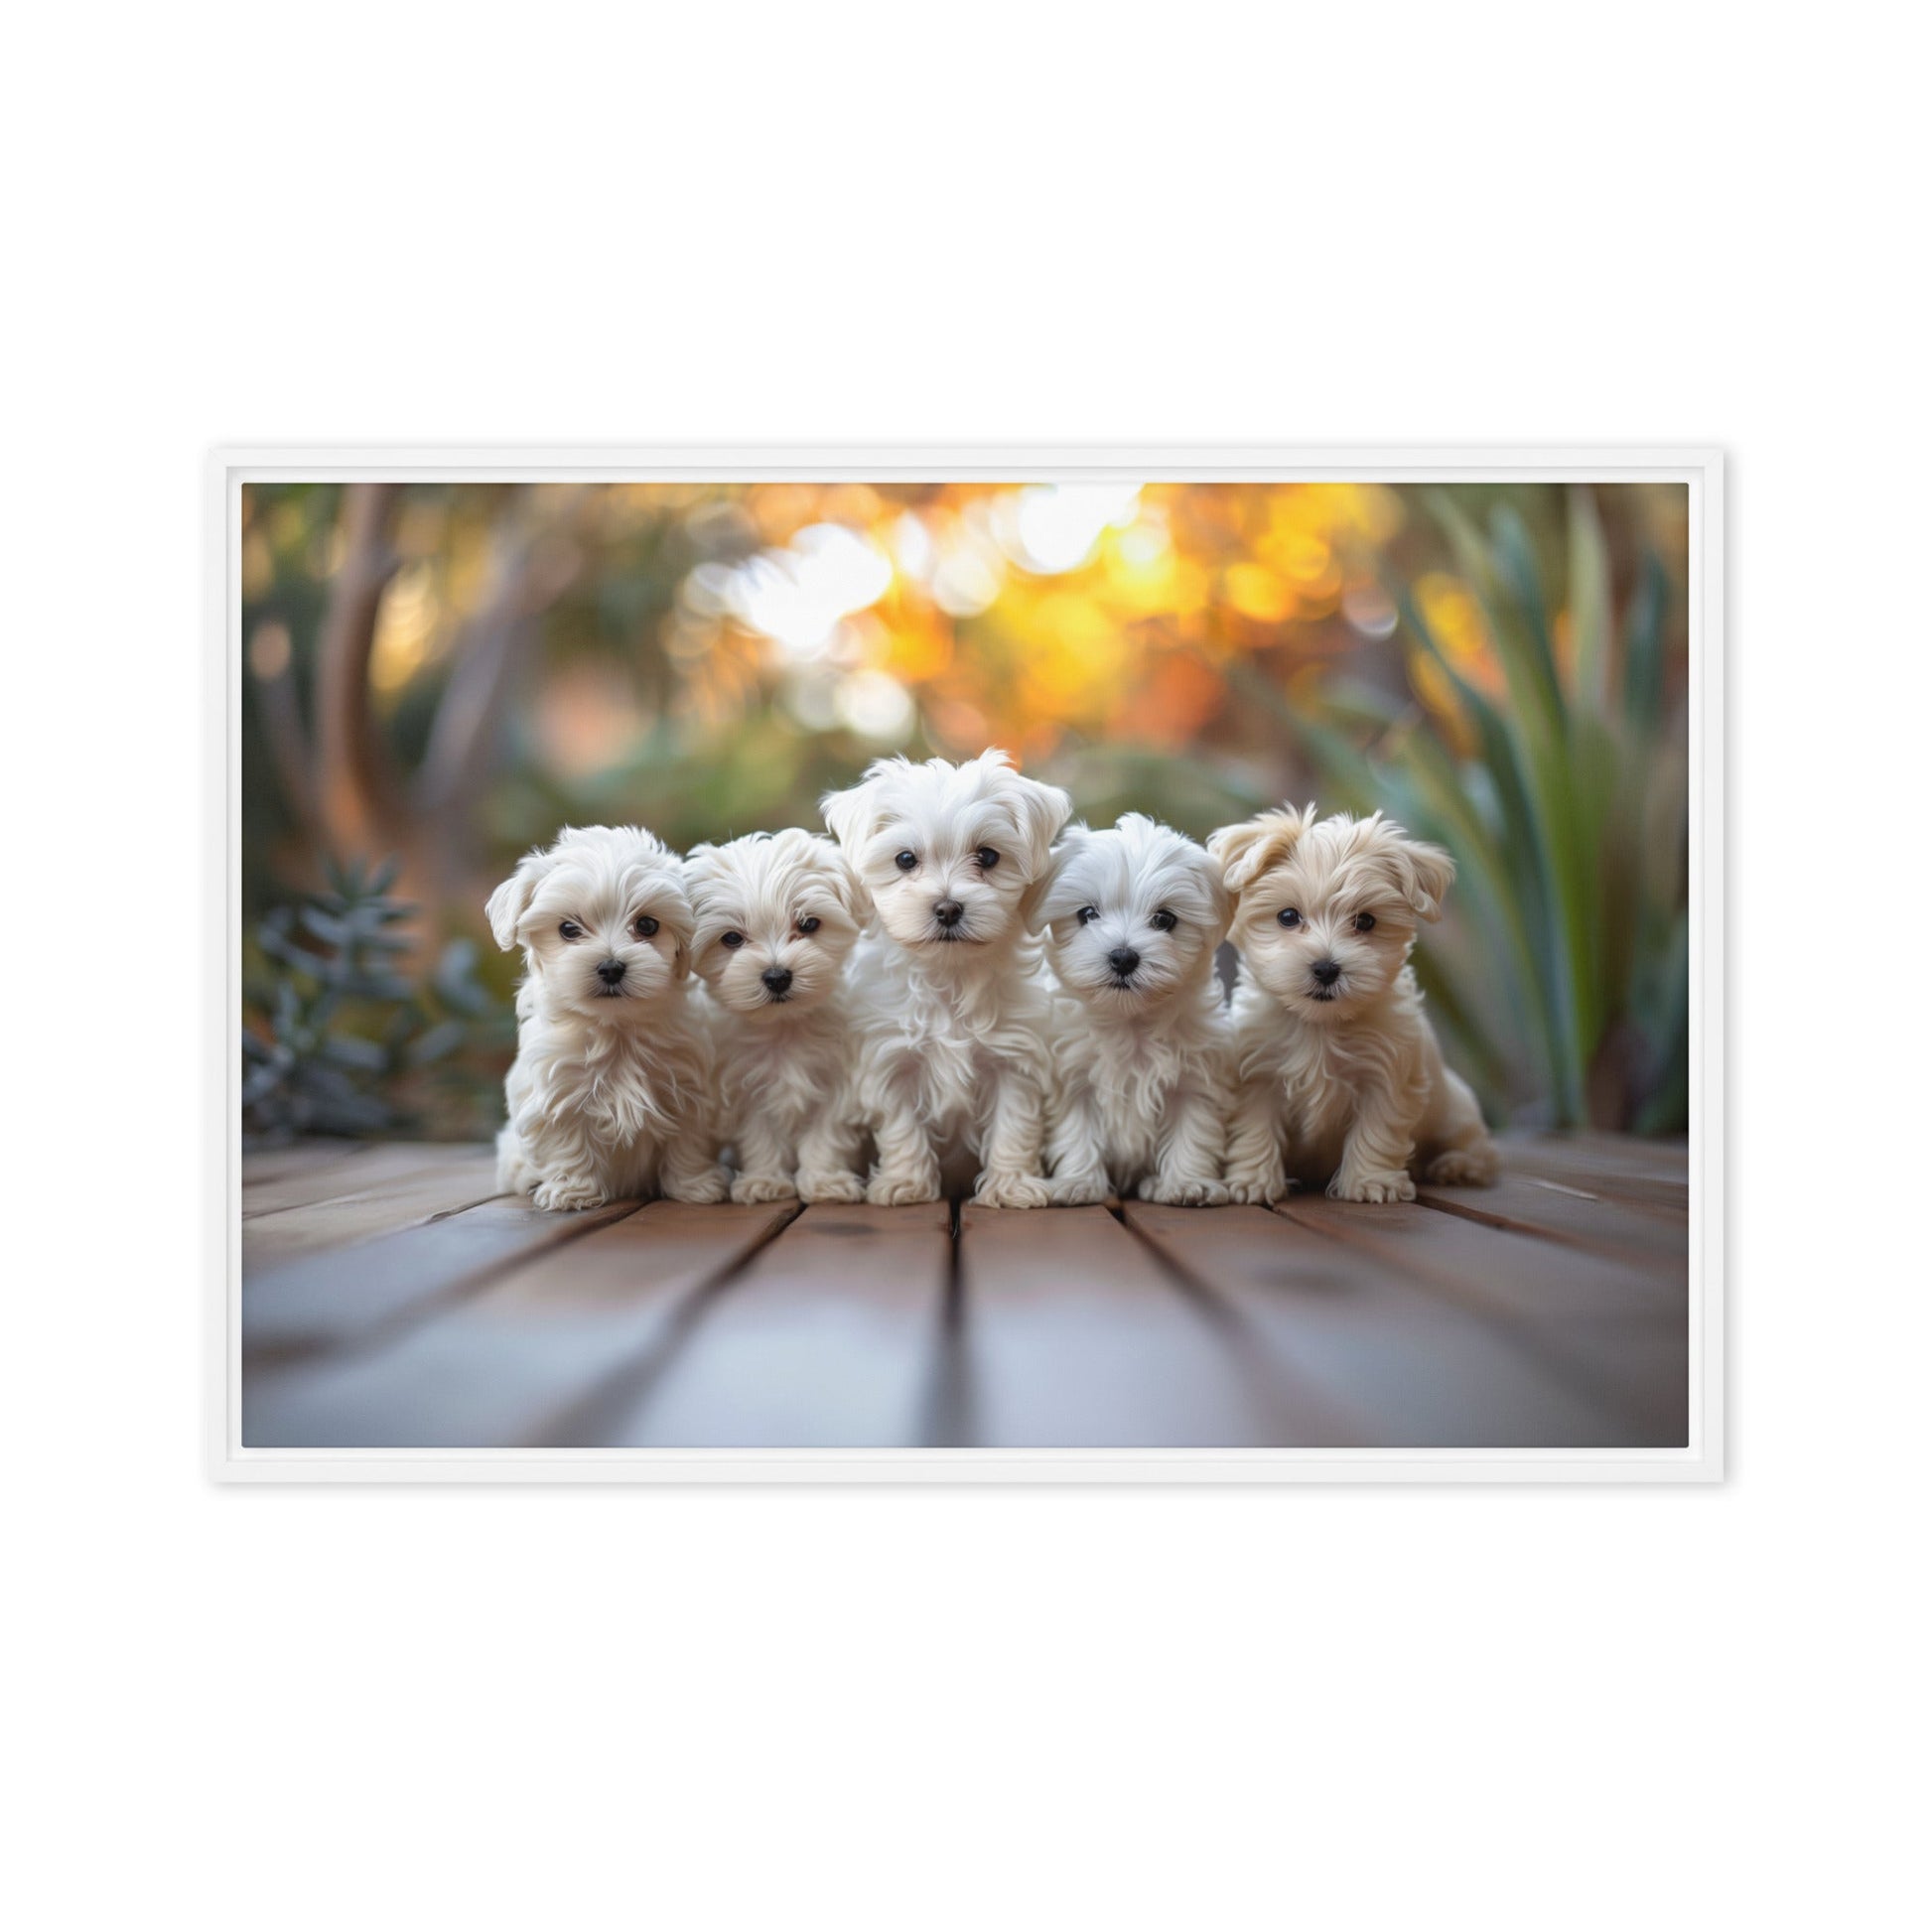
left=208, top=446, right=1724, bottom=1482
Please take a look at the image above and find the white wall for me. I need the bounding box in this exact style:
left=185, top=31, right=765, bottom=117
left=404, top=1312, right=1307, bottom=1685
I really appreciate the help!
left=5, top=4, right=1924, bottom=1926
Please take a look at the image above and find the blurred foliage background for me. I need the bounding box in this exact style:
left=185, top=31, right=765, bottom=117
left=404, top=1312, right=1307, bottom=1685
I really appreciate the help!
left=240, top=479, right=1690, bottom=1143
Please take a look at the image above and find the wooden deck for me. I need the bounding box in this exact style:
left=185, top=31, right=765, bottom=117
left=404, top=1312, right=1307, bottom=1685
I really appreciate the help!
left=240, top=1135, right=1690, bottom=1449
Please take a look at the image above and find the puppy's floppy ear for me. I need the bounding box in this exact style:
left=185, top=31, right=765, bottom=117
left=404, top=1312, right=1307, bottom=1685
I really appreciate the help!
left=786, top=830, right=871, bottom=925
left=662, top=865, right=699, bottom=981
left=1206, top=806, right=1311, bottom=902
left=1023, top=821, right=1089, bottom=932
left=814, top=837, right=873, bottom=924
left=484, top=844, right=556, bottom=951
left=820, top=762, right=895, bottom=857
left=1387, top=831, right=1455, bottom=922
left=680, top=840, right=724, bottom=904
left=1005, top=769, right=1075, bottom=878
left=1200, top=863, right=1235, bottom=949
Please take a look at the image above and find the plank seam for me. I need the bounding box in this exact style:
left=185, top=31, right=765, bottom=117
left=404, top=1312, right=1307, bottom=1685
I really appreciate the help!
left=242, top=1161, right=500, bottom=1225
left=1270, top=1203, right=1684, bottom=1437
left=919, top=1199, right=972, bottom=1448
left=245, top=1199, right=645, bottom=1370
left=1112, top=1207, right=1370, bottom=1443
left=529, top=1203, right=807, bottom=1448
left=1409, top=1188, right=1673, bottom=1259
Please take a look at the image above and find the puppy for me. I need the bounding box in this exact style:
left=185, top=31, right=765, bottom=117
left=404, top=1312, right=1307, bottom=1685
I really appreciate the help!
left=1210, top=805, right=1499, bottom=1204
left=1037, top=813, right=1233, bottom=1206
left=685, top=828, right=870, bottom=1204
left=485, top=825, right=727, bottom=1211
left=821, top=749, right=1072, bottom=1207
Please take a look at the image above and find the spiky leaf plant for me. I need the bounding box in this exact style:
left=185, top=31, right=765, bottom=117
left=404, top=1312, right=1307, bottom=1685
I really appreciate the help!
left=1231, top=488, right=1688, bottom=1132
left=242, top=856, right=493, bottom=1144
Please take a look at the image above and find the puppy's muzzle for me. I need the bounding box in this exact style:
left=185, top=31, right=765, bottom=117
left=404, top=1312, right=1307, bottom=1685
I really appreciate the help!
left=932, top=897, right=964, bottom=929
left=595, top=957, right=627, bottom=994
left=1107, top=945, right=1141, bottom=984
left=760, top=966, right=793, bottom=1001
left=1308, top=957, right=1341, bottom=1001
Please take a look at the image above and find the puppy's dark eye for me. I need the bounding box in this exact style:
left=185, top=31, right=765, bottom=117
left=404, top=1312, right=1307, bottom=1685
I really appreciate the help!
left=975, top=846, right=1000, bottom=870
left=559, top=920, right=583, bottom=940
left=1076, top=905, right=1098, bottom=925
left=1353, top=912, right=1377, bottom=933
left=895, top=851, right=918, bottom=872
left=1278, top=907, right=1303, bottom=928
left=632, top=914, right=659, bottom=938
left=796, top=915, right=821, bottom=935
left=1150, top=909, right=1177, bottom=932
left=719, top=931, right=745, bottom=950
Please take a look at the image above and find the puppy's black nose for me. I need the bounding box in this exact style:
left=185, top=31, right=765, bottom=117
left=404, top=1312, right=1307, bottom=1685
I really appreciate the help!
left=933, top=898, right=964, bottom=928
left=596, top=957, right=626, bottom=986
left=1108, top=946, right=1142, bottom=978
left=1311, top=958, right=1341, bottom=986
left=761, top=966, right=793, bottom=994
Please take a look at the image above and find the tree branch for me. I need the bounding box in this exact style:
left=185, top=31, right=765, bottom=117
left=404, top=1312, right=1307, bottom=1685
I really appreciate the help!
left=415, top=488, right=588, bottom=889
left=315, top=482, right=404, bottom=857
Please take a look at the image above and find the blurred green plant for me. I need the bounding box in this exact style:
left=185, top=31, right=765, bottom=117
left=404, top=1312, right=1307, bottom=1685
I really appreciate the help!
left=1232, top=487, right=1688, bottom=1133
left=242, top=857, right=497, bottom=1144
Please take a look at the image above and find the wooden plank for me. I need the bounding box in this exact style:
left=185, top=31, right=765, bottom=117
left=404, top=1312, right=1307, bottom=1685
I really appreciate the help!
left=1278, top=1195, right=1683, bottom=1325
left=1276, top=1196, right=1688, bottom=1444
left=242, top=1141, right=491, bottom=1220
left=594, top=1202, right=952, bottom=1448
left=1125, top=1202, right=1639, bottom=1448
left=244, top=1202, right=799, bottom=1449
left=955, top=1204, right=1319, bottom=1447
left=241, top=1140, right=372, bottom=1189
left=242, top=1153, right=505, bottom=1269
left=1510, top=1165, right=1689, bottom=1216
left=1501, top=1134, right=1689, bottom=1212
left=1528, top=1129, right=1688, bottom=1179
left=1414, top=1172, right=1688, bottom=1273
left=244, top=1194, right=639, bottom=1364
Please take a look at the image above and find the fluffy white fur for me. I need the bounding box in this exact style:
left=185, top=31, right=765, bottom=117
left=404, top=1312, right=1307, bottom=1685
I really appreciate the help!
left=1037, top=813, right=1233, bottom=1206
left=686, top=828, right=870, bottom=1205
left=1211, top=805, right=1499, bottom=1204
left=485, top=824, right=727, bottom=1211
left=821, top=748, right=1072, bottom=1207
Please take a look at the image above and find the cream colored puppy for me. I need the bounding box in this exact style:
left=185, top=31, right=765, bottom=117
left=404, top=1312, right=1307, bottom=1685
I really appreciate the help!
left=686, top=828, right=870, bottom=1205
left=1037, top=813, right=1233, bottom=1206
left=486, top=825, right=727, bottom=1211
left=821, top=749, right=1072, bottom=1207
left=1211, top=805, right=1498, bottom=1204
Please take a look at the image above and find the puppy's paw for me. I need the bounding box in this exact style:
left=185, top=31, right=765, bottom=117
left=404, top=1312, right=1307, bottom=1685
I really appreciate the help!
left=1425, top=1143, right=1499, bottom=1187
left=867, top=1169, right=941, bottom=1206
left=1332, top=1170, right=1416, bottom=1204
left=730, top=1173, right=798, bottom=1205
left=796, top=1169, right=866, bottom=1203
left=973, top=1173, right=1052, bottom=1210
left=1047, top=1171, right=1111, bottom=1207
left=664, top=1167, right=730, bottom=1205
left=1139, top=1173, right=1231, bottom=1208
left=1224, top=1171, right=1288, bottom=1206
left=533, top=1175, right=607, bottom=1213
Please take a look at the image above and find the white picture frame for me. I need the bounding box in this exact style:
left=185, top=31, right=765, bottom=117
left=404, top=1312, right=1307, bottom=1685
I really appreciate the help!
left=207, top=445, right=1725, bottom=1484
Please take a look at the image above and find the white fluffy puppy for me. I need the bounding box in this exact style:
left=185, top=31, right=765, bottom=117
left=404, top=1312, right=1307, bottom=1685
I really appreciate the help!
left=685, top=828, right=870, bottom=1205
left=485, top=825, right=727, bottom=1211
left=821, top=749, right=1072, bottom=1207
left=1037, top=813, right=1233, bottom=1207
left=1211, top=804, right=1499, bottom=1204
